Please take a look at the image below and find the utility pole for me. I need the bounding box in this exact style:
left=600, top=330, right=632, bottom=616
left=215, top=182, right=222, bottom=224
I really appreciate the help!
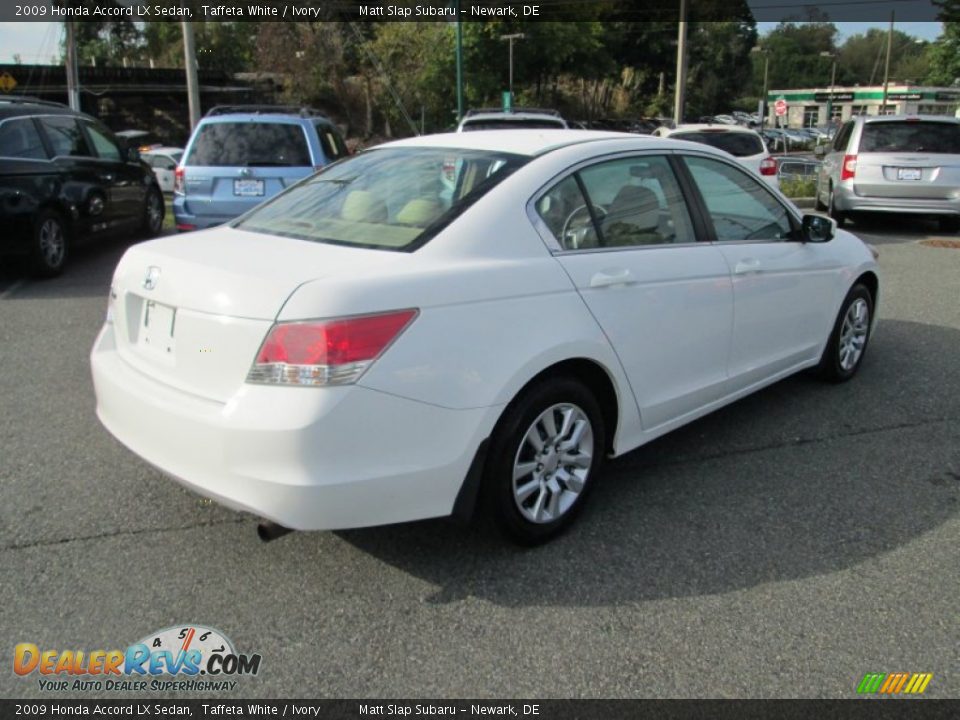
left=182, top=21, right=201, bottom=130
left=881, top=11, right=895, bottom=113
left=673, top=0, right=688, bottom=124
left=455, top=5, right=464, bottom=122
left=499, top=33, right=526, bottom=100
left=65, top=21, right=81, bottom=111
left=821, top=51, right=838, bottom=126
left=752, top=46, right=770, bottom=129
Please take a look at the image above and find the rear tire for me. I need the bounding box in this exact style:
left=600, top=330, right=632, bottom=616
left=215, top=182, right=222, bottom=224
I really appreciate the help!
left=141, top=187, right=164, bottom=237
left=828, top=185, right=846, bottom=228
left=814, top=181, right=827, bottom=211
left=938, top=216, right=960, bottom=234
left=483, top=377, right=605, bottom=545
left=31, top=209, right=68, bottom=278
left=817, top=284, right=873, bottom=383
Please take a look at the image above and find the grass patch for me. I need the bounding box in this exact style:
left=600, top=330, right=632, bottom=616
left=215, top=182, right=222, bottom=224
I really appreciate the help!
left=779, top=177, right=817, bottom=199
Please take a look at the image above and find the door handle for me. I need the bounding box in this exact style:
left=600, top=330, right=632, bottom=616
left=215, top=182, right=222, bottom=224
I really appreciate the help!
left=100, top=173, right=115, bottom=182
left=590, top=269, right=634, bottom=288
left=733, top=258, right=761, bottom=275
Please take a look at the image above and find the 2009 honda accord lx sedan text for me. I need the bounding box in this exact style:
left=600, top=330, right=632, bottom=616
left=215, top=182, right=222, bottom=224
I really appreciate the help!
left=91, top=131, right=880, bottom=544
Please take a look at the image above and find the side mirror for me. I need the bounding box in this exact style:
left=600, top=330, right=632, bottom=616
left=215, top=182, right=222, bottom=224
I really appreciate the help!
left=802, top=213, right=835, bottom=243
left=813, top=144, right=827, bottom=157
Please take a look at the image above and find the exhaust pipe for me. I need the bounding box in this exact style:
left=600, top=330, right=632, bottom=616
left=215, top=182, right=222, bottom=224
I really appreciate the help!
left=257, top=521, right=294, bottom=543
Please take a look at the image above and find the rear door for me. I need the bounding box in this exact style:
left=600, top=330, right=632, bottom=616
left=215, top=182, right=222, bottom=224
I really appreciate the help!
left=37, top=114, right=122, bottom=235
left=854, top=119, right=960, bottom=201
left=181, top=119, right=315, bottom=221
left=538, top=153, right=734, bottom=431
left=80, top=118, right=145, bottom=227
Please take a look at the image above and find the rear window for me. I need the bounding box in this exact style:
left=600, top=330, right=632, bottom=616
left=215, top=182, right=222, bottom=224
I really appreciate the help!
left=234, top=147, right=528, bottom=251
left=671, top=131, right=765, bottom=157
left=186, top=121, right=311, bottom=167
left=859, top=121, right=960, bottom=154
left=462, top=118, right=565, bottom=131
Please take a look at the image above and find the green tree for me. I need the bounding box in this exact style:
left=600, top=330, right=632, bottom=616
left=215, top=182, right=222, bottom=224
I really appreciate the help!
left=839, top=29, right=929, bottom=86
left=926, top=21, right=960, bottom=85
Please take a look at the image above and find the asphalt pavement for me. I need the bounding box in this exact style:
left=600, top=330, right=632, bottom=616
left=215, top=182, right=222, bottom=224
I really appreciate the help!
left=1, top=214, right=958, bottom=699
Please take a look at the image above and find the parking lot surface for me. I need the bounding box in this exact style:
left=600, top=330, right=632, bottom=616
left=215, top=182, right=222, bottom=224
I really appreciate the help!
left=1, top=214, right=958, bottom=699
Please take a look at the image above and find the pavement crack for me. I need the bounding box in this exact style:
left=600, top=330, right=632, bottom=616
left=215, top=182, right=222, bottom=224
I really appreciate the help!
left=2, top=517, right=250, bottom=553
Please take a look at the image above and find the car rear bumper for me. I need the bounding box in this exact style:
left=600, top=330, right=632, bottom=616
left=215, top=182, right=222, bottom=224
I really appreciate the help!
left=172, top=198, right=241, bottom=230
left=91, top=323, right=495, bottom=531
left=833, top=184, right=960, bottom=215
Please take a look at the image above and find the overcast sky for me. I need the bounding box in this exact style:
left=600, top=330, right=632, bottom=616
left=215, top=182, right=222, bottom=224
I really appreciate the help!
left=0, top=21, right=945, bottom=66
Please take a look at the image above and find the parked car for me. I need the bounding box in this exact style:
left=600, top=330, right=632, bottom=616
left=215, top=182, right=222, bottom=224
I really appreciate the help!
left=173, top=105, right=349, bottom=231
left=815, top=114, right=960, bottom=231
left=653, top=124, right=779, bottom=188
left=457, top=108, right=568, bottom=132
left=92, top=129, right=879, bottom=545
left=777, top=157, right=821, bottom=182
left=0, top=95, right=164, bottom=276
left=142, top=146, right=183, bottom=194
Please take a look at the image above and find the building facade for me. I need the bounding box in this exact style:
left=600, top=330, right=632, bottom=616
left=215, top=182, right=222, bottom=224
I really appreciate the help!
left=766, top=85, right=960, bottom=128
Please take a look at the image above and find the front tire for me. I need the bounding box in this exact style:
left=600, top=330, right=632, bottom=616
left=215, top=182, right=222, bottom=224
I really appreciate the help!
left=483, top=377, right=605, bottom=545
left=817, top=284, right=873, bottom=382
left=31, top=209, right=69, bottom=278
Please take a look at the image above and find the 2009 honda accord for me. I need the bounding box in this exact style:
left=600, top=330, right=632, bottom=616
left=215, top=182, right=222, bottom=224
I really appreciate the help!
left=91, top=130, right=879, bottom=544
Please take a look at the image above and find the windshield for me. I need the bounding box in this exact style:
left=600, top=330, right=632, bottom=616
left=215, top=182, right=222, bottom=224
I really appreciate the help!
left=186, top=122, right=311, bottom=167
left=859, top=121, right=960, bottom=154
left=672, top=131, right=765, bottom=157
left=234, top=147, right=528, bottom=251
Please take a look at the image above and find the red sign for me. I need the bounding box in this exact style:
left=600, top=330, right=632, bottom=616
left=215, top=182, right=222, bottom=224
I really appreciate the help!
left=774, top=99, right=788, bottom=117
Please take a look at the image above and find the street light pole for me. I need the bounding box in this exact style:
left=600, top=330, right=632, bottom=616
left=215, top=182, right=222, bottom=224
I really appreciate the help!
left=499, top=33, right=525, bottom=100
left=181, top=21, right=201, bottom=130
left=64, top=21, right=81, bottom=111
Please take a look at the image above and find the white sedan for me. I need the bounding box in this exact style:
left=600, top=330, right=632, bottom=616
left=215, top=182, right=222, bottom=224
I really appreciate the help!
left=141, top=147, right=183, bottom=194
left=91, top=131, right=879, bottom=545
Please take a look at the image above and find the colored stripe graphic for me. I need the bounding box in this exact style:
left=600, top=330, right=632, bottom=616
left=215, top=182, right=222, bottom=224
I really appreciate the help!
left=858, top=672, right=932, bottom=694
left=857, top=673, right=886, bottom=694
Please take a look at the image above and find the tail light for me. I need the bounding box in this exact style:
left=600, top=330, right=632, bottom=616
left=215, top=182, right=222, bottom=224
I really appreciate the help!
left=840, top=154, right=857, bottom=181
left=247, top=309, right=418, bottom=387
left=760, top=157, right=777, bottom=176
left=173, top=167, right=185, bottom=195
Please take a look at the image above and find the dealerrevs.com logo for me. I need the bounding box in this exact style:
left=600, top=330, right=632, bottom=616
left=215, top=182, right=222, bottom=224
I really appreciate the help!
left=14, top=625, right=262, bottom=692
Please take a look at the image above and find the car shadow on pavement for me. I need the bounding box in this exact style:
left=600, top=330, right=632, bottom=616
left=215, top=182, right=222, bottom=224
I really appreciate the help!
left=333, top=319, right=960, bottom=607
left=844, top=213, right=948, bottom=244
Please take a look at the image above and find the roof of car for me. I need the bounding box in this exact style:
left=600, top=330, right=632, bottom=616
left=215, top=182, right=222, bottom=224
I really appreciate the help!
left=378, top=129, right=725, bottom=158
left=664, top=124, right=760, bottom=135
left=0, top=98, right=81, bottom=120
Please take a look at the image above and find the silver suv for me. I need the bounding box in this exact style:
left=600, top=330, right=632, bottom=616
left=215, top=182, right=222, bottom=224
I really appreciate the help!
left=815, top=115, right=960, bottom=232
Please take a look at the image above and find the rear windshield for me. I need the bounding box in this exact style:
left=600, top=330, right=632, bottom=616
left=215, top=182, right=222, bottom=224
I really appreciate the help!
left=186, top=121, right=311, bottom=167
left=234, top=147, right=528, bottom=251
left=859, top=121, right=960, bottom=154
left=462, top=118, right=565, bottom=131
left=672, top=131, right=765, bottom=157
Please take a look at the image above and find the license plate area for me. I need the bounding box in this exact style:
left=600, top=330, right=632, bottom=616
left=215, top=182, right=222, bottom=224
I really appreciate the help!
left=897, top=167, right=922, bottom=181
left=233, top=178, right=264, bottom=196
left=139, top=300, right=176, bottom=357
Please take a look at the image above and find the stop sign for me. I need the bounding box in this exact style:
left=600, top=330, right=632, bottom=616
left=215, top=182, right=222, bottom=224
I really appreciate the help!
left=774, top=99, right=788, bottom=117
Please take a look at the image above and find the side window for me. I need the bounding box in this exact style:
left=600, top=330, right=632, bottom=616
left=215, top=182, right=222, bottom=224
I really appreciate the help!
left=38, top=116, right=92, bottom=158
left=683, top=156, right=794, bottom=242
left=578, top=155, right=695, bottom=247
left=315, top=124, right=347, bottom=161
left=0, top=118, right=48, bottom=159
left=535, top=175, right=590, bottom=248
left=832, top=122, right=853, bottom=152
left=82, top=122, right=122, bottom=161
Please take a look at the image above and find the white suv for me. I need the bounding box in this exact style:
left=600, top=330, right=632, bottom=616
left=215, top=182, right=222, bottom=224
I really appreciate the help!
left=653, top=124, right=779, bottom=188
